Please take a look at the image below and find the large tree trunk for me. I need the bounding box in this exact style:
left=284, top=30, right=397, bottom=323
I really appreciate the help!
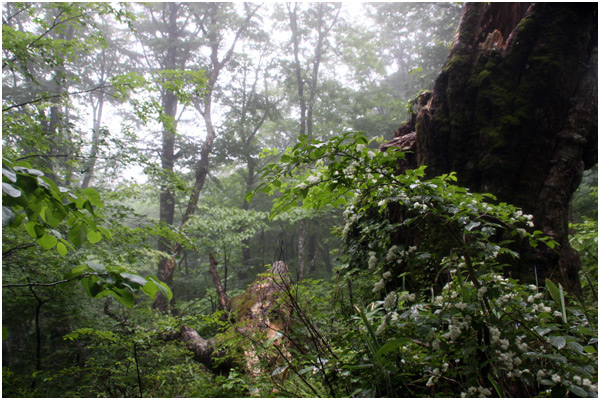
left=394, top=3, right=597, bottom=295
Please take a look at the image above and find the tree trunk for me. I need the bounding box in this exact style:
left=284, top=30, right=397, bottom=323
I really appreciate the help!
left=81, top=79, right=106, bottom=189
left=407, top=3, right=597, bottom=294
left=153, top=3, right=181, bottom=311
left=297, top=219, right=306, bottom=281
left=208, top=252, right=231, bottom=311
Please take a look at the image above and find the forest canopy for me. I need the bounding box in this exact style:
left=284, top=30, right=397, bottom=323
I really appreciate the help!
left=2, top=2, right=597, bottom=398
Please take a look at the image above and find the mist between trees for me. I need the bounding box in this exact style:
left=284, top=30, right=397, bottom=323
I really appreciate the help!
left=2, top=2, right=597, bottom=398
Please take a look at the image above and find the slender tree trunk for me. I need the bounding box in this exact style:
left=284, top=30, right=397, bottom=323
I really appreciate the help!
left=153, top=3, right=181, bottom=311
left=81, top=90, right=105, bottom=189
left=288, top=3, right=306, bottom=137
left=297, top=219, right=306, bottom=281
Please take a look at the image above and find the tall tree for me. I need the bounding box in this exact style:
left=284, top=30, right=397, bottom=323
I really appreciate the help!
left=399, top=3, right=597, bottom=294
left=137, top=2, right=260, bottom=310
left=285, top=2, right=341, bottom=280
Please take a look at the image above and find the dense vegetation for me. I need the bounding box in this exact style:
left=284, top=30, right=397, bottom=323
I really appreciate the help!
left=2, top=2, right=597, bottom=397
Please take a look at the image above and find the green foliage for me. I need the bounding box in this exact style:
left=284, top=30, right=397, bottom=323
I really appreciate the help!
left=3, top=157, right=110, bottom=254
left=253, top=131, right=597, bottom=397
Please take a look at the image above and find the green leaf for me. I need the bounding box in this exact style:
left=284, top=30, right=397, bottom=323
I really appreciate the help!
left=568, top=385, right=588, bottom=397
left=583, top=345, right=597, bottom=354
left=548, top=335, right=566, bottom=350
left=488, top=373, right=505, bottom=397
left=374, top=338, right=411, bottom=361
left=65, top=264, right=91, bottom=279
left=68, top=222, right=87, bottom=247
left=37, top=234, right=58, bottom=250
left=97, top=225, right=112, bottom=240
left=141, top=280, right=159, bottom=299
left=109, top=288, right=134, bottom=308
left=24, top=220, right=43, bottom=239
left=3, top=168, right=17, bottom=183
left=87, top=261, right=106, bottom=273
left=2, top=182, right=21, bottom=197
left=83, top=187, right=103, bottom=208
left=55, top=240, right=67, bottom=256
left=546, top=279, right=561, bottom=305
left=148, top=276, right=172, bottom=301
left=87, top=228, right=102, bottom=244
left=465, top=221, right=481, bottom=231
left=120, top=272, right=147, bottom=287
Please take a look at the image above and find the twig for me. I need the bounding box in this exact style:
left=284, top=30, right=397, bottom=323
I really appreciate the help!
left=2, top=273, right=94, bottom=288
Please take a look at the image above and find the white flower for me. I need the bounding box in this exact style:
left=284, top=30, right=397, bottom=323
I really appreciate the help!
left=367, top=151, right=376, bottom=159
left=372, top=279, right=385, bottom=293
left=499, top=339, right=510, bottom=350
left=383, top=271, right=392, bottom=279
left=572, top=376, right=582, bottom=385
left=408, top=293, right=416, bottom=302
left=378, top=199, right=387, bottom=207
left=448, top=324, right=461, bottom=340
left=583, top=378, right=592, bottom=387
left=551, top=374, right=561, bottom=383
left=342, top=222, right=351, bottom=238
left=477, top=286, right=488, bottom=299
left=426, top=376, right=436, bottom=387
left=478, top=387, right=491, bottom=397
left=515, top=336, right=527, bottom=352
left=306, top=175, right=320, bottom=184
left=296, top=182, right=307, bottom=190
left=432, top=338, right=441, bottom=350
left=368, top=251, right=378, bottom=270
left=527, top=295, right=535, bottom=303
left=356, top=144, right=365, bottom=152
left=537, top=369, right=547, bottom=381
left=489, top=327, right=501, bottom=344
left=514, top=210, right=523, bottom=218
left=384, top=291, right=397, bottom=309
left=386, top=245, right=398, bottom=261
left=455, top=302, right=467, bottom=311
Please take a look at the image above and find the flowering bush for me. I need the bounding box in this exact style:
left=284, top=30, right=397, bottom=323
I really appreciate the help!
left=251, top=132, right=597, bottom=397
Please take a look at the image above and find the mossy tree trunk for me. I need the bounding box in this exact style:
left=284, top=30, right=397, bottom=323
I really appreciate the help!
left=412, top=3, right=597, bottom=294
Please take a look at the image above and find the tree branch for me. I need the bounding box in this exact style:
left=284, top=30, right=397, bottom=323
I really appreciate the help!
left=2, top=273, right=95, bottom=288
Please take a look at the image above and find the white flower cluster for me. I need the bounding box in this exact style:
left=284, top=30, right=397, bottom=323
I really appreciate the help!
left=426, top=368, right=441, bottom=387
left=376, top=315, right=387, bottom=335
left=383, top=271, right=392, bottom=279
left=384, top=291, right=397, bottom=309
left=306, top=173, right=320, bottom=184
left=477, top=286, right=488, bottom=299
left=386, top=245, right=398, bottom=261
left=398, top=291, right=416, bottom=303
left=368, top=251, right=378, bottom=270
left=372, top=279, right=385, bottom=293
left=295, top=182, right=307, bottom=190
left=460, top=386, right=492, bottom=398
left=413, top=201, right=428, bottom=212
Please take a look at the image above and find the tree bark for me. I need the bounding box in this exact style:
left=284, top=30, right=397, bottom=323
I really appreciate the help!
left=208, top=252, right=231, bottom=311
left=399, top=3, right=597, bottom=294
